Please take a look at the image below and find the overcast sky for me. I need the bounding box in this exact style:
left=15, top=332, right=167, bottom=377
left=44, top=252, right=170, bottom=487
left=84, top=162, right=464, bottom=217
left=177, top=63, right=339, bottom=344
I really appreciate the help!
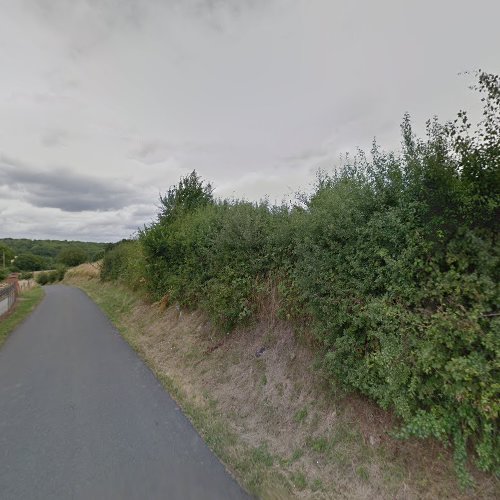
left=1, top=0, right=499, bottom=242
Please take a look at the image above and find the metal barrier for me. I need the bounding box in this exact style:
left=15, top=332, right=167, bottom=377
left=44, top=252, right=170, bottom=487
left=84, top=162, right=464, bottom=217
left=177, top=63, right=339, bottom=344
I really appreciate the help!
left=0, top=282, right=17, bottom=317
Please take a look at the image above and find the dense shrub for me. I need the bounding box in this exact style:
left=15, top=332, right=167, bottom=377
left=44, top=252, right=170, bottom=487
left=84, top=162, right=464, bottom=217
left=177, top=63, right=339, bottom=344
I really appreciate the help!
left=101, top=240, right=146, bottom=290
left=35, top=266, right=66, bottom=285
left=36, top=272, right=49, bottom=285
left=141, top=189, right=292, bottom=330
left=47, top=271, right=58, bottom=284
left=48, top=267, right=66, bottom=283
left=90, top=249, right=105, bottom=262
left=13, top=253, right=47, bottom=271
left=57, top=247, right=88, bottom=267
left=198, top=202, right=279, bottom=329
left=56, top=266, right=67, bottom=282
left=0, top=243, right=15, bottom=264
left=103, top=72, right=500, bottom=482
left=291, top=149, right=498, bottom=484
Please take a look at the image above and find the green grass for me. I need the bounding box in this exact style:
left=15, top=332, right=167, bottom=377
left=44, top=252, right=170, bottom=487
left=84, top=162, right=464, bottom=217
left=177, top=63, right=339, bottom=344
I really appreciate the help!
left=293, top=406, right=308, bottom=424
left=0, top=286, right=44, bottom=347
left=249, top=443, right=274, bottom=467
left=308, top=436, right=329, bottom=453
left=311, top=478, right=324, bottom=492
left=290, top=471, right=307, bottom=491
left=357, top=465, right=370, bottom=481
left=291, top=448, right=304, bottom=462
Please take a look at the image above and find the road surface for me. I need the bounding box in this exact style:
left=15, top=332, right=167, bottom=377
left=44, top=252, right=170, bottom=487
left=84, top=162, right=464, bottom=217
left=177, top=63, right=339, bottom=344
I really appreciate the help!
left=0, top=285, right=249, bottom=500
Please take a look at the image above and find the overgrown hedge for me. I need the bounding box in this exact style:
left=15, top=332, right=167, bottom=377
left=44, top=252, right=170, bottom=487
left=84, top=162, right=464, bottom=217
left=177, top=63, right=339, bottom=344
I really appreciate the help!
left=36, top=267, right=67, bottom=285
left=102, top=72, right=499, bottom=484
left=101, top=239, right=146, bottom=290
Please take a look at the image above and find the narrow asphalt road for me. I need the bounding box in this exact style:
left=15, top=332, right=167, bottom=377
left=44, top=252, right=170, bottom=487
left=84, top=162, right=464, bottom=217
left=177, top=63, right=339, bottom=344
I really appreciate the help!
left=0, top=285, right=249, bottom=500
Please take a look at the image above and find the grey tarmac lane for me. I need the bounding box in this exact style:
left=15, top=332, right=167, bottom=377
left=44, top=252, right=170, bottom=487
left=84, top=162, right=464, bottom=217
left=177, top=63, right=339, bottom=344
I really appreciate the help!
left=0, top=285, right=250, bottom=500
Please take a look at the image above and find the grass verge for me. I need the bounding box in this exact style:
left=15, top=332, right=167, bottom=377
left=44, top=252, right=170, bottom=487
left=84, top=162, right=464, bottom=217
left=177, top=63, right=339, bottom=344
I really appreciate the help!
left=0, top=286, right=44, bottom=347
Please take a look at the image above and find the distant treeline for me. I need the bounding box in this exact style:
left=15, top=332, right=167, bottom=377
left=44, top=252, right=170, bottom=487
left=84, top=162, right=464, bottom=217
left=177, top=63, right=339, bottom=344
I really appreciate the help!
left=0, top=238, right=107, bottom=275
left=101, top=72, right=499, bottom=484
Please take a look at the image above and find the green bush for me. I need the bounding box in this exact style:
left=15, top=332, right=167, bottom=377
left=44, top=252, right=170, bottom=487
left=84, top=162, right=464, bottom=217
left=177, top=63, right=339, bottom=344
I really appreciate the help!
left=19, top=272, right=33, bottom=280
left=0, top=243, right=15, bottom=264
left=139, top=172, right=217, bottom=307
left=100, top=72, right=500, bottom=482
left=189, top=201, right=276, bottom=329
left=35, top=266, right=66, bottom=285
left=13, top=253, right=47, bottom=271
left=47, top=270, right=59, bottom=283
left=56, top=266, right=67, bottom=282
left=140, top=194, right=291, bottom=330
left=286, top=73, right=500, bottom=484
left=57, top=247, right=88, bottom=267
left=101, top=240, right=146, bottom=291
left=36, top=272, right=49, bottom=285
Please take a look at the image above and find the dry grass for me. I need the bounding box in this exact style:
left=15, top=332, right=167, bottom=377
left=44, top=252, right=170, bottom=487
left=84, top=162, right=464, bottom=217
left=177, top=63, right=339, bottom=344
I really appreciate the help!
left=65, top=265, right=499, bottom=499
left=18, top=279, right=37, bottom=292
left=64, top=262, right=101, bottom=280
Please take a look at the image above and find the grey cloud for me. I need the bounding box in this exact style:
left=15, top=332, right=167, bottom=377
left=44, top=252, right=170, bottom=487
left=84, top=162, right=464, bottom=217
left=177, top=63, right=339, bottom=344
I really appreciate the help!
left=129, top=140, right=224, bottom=165
left=184, top=0, right=277, bottom=29
left=30, top=0, right=147, bottom=31
left=131, top=141, right=171, bottom=165
left=284, top=147, right=328, bottom=164
left=0, top=156, right=143, bottom=212
left=27, top=0, right=149, bottom=62
left=131, top=204, right=157, bottom=218
left=28, top=0, right=272, bottom=55
left=0, top=201, right=147, bottom=242
left=41, top=129, right=68, bottom=148
left=1, top=0, right=499, bottom=242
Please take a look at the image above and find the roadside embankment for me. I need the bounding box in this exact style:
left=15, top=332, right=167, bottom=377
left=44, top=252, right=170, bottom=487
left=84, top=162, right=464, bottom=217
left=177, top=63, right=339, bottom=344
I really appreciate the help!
left=64, top=264, right=499, bottom=499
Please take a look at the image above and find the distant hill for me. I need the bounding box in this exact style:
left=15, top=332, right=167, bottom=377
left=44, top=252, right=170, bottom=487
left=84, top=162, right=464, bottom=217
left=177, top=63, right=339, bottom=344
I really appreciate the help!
left=0, top=238, right=108, bottom=270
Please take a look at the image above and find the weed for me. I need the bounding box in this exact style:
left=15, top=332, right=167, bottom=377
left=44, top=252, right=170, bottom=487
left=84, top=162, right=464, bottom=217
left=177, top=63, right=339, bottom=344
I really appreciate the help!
left=290, top=471, right=307, bottom=491
left=308, top=437, right=328, bottom=453
left=294, top=406, right=308, bottom=424
left=357, top=466, right=369, bottom=481
left=311, top=478, right=324, bottom=492
left=290, top=448, right=304, bottom=463
left=250, top=444, right=274, bottom=468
